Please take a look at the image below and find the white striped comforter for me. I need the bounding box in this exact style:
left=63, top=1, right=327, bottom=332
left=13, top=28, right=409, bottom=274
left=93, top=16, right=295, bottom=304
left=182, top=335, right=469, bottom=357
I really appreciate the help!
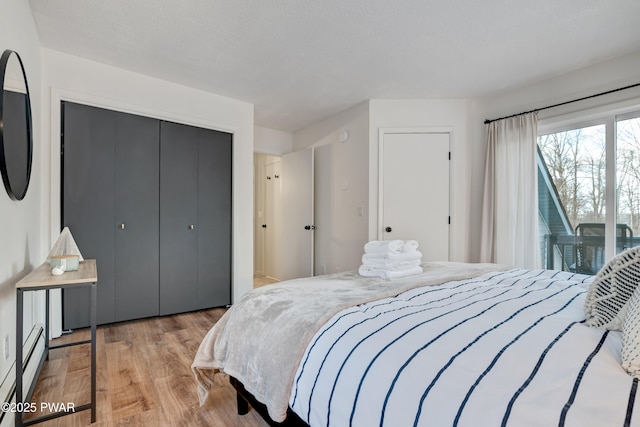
left=290, top=268, right=640, bottom=427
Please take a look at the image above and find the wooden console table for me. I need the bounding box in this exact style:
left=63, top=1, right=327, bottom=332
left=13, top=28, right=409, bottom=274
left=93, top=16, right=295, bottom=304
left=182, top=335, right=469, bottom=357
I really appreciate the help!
left=15, top=259, right=97, bottom=426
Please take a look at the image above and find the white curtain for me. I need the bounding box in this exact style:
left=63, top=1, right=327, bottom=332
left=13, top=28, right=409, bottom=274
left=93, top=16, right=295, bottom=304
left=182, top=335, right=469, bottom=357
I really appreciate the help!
left=480, top=113, right=540, bottom=269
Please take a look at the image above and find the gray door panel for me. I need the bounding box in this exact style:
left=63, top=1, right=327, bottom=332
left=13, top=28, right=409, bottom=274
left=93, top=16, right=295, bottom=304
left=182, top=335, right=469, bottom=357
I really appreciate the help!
left=115, top=112, right=160, bottom=321
left=197, top=128, right=232, bottom=308
left=159, top=121, right=198, bottom=315
left=62, top=102, right=116, bottom=328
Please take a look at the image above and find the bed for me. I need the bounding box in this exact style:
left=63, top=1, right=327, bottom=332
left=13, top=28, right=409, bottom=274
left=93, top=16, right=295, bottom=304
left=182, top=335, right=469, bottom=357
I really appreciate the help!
left=192, top=261, right=640, bottom=426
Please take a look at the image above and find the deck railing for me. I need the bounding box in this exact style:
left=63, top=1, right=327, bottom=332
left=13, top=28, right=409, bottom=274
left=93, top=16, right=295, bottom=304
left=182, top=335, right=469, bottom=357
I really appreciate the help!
left=543, top=231, right=638, bottom=274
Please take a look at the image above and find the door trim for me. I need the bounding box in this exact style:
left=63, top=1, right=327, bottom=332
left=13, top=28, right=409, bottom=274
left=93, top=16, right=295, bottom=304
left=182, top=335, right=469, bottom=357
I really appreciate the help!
left=377, top=127, right=454, bottom=242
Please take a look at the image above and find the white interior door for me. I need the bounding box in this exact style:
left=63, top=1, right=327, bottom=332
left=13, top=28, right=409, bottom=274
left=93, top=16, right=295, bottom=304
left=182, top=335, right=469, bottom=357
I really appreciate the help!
left=254, top=156, right=266, bottom=276
left=280, top=148, right=314, bottom=280
left=381, top=132, right=450, bottom=261
left=264, top=160, right=281, bottom=278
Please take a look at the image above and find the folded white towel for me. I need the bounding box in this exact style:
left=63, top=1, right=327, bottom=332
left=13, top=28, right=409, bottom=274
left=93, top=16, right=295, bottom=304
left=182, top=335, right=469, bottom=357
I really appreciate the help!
left=362, top=259, right=422, bottom=271
left=362, top=251, right=422, bottom=263
left=362, top=251, right=422, bottom=270
left=402, top=240, right=419, bottom=253
left=364, top=240, right=404, bottom=254
left=358, top=264, right=424, bottom=279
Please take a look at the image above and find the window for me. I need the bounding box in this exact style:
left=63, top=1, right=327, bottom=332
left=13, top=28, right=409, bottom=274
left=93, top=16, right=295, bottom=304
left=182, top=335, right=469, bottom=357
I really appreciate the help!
left=539, top=111, right=640, bottom=274
left=616, top=116, right=640, bottom=237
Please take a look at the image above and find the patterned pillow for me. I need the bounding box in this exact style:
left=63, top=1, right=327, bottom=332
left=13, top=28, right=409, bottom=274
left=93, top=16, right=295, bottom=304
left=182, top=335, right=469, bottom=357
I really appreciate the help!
left=584, top=246, right=640, bottom=331
left=622, top=285, right=640, bottom=378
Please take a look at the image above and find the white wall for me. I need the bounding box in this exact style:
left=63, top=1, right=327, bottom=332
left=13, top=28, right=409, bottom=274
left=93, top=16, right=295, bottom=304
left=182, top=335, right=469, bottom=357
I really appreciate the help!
left=469, top=51, right=640, bottom=261
left=293, top=99, right=474, bottom=269
left=267, top=53, right=640, bottom=271
left=369, top=99, right=473, bottom=262
left=293, top=102, right=370, bottom=274
left=254, top=125, right=293, bottom=155
left=40, top=49, right=255, bottom=317
left=0, top=0, right=43, bottom=418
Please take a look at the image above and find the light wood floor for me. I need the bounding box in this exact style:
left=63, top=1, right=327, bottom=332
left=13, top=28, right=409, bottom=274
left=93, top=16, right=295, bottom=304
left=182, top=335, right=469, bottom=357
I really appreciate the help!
left=25, top=308, right=270, bottom=427
left=252, top=275, right=279, bottom=288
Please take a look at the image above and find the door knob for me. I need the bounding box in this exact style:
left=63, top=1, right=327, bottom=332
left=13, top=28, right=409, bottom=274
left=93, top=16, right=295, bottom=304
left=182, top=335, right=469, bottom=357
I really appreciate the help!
left=385, top=226, right=392, bottom=232
left=262, top=224, right=267, bottom=228
left=119, top=223, right=125, bottom=230
left=304, top=225, right=311, bottom=230
left=188, top=224, right=195, bottom=230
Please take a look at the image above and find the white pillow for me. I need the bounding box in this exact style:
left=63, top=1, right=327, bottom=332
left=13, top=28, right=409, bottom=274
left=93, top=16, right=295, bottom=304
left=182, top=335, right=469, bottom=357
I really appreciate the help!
left=584, top=246, right=640, bottom=331
left=622, top=284, right=640, bottom=378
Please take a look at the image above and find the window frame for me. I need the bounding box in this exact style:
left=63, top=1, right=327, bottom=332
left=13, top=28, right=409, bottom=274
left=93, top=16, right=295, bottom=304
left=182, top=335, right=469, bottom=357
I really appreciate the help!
left=537, top=98, right=640, bottom=267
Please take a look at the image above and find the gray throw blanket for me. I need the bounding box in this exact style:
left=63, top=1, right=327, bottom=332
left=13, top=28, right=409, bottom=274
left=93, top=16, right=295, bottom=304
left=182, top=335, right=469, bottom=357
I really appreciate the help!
left=192, top=261, right=506, bottom=422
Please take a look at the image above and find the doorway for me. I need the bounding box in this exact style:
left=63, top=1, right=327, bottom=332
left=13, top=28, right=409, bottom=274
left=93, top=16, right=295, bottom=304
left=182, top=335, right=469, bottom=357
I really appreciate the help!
left=254, top=153, right=281, bottom=284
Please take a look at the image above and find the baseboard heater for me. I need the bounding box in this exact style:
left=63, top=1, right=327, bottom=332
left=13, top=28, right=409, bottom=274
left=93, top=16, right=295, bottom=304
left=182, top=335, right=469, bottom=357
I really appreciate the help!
left=0, top=325, right=45, bottom=425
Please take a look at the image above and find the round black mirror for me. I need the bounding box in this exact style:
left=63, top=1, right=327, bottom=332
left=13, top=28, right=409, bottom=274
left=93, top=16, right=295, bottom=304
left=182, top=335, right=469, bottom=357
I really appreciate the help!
left=0, top=49, right=33, bottom=201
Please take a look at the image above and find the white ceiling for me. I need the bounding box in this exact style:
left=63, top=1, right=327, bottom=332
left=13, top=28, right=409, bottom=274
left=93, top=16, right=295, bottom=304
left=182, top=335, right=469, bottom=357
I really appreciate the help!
left=29, top=0, right=640, bottom=132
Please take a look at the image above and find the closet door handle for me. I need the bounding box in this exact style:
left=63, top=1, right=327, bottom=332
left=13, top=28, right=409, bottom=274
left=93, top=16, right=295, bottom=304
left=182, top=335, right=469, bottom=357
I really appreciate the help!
left=385, top=226, right=392, bottom=232
left=119, top=223, right=125, bottom=230
left=188, top=224, right=195, bottom=230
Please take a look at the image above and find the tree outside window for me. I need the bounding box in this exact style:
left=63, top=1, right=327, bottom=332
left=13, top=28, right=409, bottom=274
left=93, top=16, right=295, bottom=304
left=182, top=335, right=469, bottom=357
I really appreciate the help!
left=538, top=114, right=640, bottom=274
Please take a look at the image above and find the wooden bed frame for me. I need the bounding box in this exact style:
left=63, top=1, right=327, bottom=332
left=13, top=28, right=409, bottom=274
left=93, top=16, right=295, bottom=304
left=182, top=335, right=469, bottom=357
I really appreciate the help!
left=230, top=377, right=309, bottom=427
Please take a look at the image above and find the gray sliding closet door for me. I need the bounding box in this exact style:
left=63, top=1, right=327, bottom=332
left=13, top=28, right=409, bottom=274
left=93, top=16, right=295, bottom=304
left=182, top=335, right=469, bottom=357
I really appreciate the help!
left=198, top=129, right=232, bottom=307
left=159, top=122, right=232, bottom=315
left=62, top=102, right=117, bottom=328
left=115, top=112, right=160, bottom=321
left=63, top=103, right=231, bottom=326
left=62, top=102, right=160, bottom=328
left=159, top=121, right=199, bottom=315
